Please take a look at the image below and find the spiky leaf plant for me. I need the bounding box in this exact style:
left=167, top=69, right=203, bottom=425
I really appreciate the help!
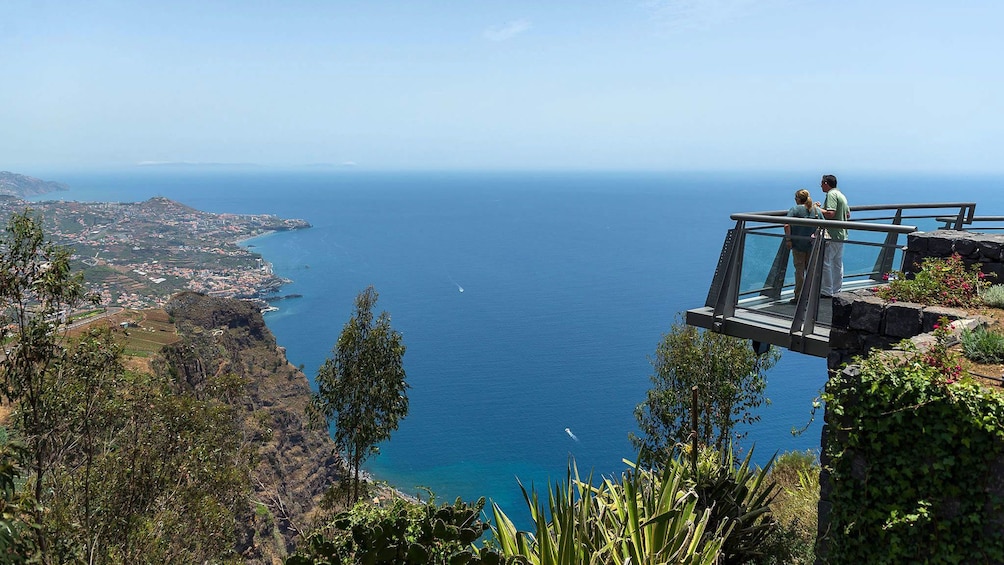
left=489, top=460, right=725, bottom=565
left=672, top=447, right=780, bottom=565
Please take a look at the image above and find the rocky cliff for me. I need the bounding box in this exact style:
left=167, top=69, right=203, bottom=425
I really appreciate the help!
left=159, top=292, right=344, bottom=560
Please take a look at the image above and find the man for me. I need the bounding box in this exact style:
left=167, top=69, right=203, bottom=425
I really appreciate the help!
left=817, top=174, right=850, bottom=297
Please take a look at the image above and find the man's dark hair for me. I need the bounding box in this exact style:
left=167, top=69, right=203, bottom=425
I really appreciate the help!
left=822, top=174, right=838, bottom=188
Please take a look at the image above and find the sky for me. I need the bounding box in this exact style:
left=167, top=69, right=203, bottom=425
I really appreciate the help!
left=2, top=0, right=1003, bottom=173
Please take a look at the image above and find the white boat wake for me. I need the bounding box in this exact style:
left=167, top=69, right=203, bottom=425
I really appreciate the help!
left=565, top=427, right=579, bottom=442
left=446, top=271, right=464, bottom=293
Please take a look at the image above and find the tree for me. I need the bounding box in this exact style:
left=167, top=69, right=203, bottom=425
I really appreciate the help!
left=0, top=210, right=94, bottom=557
left=0, top=211, right=255, bottom=563
left=313, top=286, right=408, bottom=505
left=631, top=319, right=779, bottom=463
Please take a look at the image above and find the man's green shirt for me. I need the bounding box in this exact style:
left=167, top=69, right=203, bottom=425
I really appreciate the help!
left=824, top=189, right=850, bottom=241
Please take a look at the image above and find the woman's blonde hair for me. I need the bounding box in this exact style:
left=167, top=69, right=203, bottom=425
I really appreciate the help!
left=795, top=189, right=811, bottom=205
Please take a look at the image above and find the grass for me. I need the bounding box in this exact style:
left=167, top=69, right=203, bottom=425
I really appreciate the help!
left=67, top=308, right=181, bottom=357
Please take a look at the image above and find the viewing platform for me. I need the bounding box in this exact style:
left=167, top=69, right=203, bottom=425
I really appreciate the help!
left=685, top=203, right=1003, bottom=358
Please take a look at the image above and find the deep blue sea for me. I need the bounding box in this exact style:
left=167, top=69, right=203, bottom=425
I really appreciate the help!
left=28, top=168, right=1004, bottom=517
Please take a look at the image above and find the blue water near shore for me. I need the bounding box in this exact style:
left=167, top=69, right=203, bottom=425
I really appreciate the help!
left=30, top=168, right=1003, bottom=516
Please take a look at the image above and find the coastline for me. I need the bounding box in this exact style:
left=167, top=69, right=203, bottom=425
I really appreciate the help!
left=242, top=229, right=417, bottom=507
left=235, top=229, right=277, bottom=247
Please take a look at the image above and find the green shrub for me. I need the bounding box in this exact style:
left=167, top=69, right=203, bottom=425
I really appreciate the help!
left=961, top=326, right=1004, bottom=364
left=764, top=451, right=819, bottom=565
left=984, top=284, right=1004, bottom=308
left=768, top=450, right=817, bottom=487
left=288, top=495, right=497, bottom=565
left=876, top=253, right=992, bottom=308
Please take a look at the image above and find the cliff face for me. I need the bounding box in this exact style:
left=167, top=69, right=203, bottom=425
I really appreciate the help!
left=160, top=292, right=343, bottom=560
left=0, top=171, right=69, bottom=197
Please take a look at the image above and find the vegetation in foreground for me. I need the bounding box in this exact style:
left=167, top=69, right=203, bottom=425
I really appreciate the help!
left=289, top=445, right=819, bottom=565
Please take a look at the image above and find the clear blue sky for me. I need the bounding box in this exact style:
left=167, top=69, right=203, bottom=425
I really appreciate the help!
left=3, top=1, right=1002, bottom=172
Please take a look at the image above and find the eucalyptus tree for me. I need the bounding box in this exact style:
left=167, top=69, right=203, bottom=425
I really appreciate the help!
left=631, top=318, right=779, bottom=463
left=0, top=210, right=97, bottom=556
left=313, top=286, right=409, bottom=505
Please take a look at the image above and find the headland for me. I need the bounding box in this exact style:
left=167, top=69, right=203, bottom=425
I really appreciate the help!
left=0, top=194, right=310, bottom=310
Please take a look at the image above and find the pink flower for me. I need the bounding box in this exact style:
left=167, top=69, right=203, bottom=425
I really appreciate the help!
left=933, top=324, right=940, bottom=330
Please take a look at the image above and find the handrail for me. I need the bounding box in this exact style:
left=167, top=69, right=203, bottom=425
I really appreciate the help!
left=936, top=215, right=1004, bottom=229
left=730, top=214, right=917, bottom=234
left=748, top=202, right=976, bottom=217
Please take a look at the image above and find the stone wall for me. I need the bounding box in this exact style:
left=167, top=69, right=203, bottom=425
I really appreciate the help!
left=903, top=230, right=1004, bottom=280
left=826, top=292, right=971, bottom=370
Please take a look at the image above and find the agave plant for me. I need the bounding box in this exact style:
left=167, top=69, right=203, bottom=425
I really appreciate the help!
left=590, top=461, right=725, bottom=565
left=671, top=446, right=780, bottom=564
left=490, top=464, right=601, bottom=565
left=489, top=460, right=724, bottom=565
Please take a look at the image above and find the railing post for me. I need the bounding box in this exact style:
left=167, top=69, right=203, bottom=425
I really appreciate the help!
left=712, top=220, right=744, bottom=325
left=790, top=226, right=826, bottom=344
left=953, top=203, right=975, bottom=230
left=705, top=227, right=736, bottom=308
left=871, top=209, right=902, bottom=280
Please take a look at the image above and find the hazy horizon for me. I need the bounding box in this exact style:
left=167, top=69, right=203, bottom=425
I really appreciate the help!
left=3, top=1, right=1002, bottom=174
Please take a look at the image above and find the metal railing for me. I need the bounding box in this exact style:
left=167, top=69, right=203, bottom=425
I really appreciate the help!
left=697, top=202, right=975, bottom=354
left=938, top=215, right=1004, bottom=231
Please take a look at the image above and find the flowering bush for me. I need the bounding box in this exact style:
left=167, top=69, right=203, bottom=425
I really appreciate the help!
left=875, top=253, right=993, bottom=308
left=923, top=319, right=963, bottom=384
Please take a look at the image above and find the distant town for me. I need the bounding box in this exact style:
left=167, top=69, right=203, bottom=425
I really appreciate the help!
left=0, top=194, right=310, bottom=310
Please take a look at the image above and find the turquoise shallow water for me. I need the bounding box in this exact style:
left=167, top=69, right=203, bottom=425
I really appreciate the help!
left=32, top=168, right=1003, bottom=517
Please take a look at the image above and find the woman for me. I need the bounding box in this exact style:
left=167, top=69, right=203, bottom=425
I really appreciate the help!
left=784, top=189, right=822, bottom=303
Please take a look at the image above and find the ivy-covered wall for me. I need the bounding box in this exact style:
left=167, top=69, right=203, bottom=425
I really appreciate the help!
left=818, top=231, right=1004, bottom=564
left=821, top=360, right=1004, bottom=564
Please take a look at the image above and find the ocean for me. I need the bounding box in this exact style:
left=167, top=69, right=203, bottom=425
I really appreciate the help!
left=28, top=168, right=1003, bottom=517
